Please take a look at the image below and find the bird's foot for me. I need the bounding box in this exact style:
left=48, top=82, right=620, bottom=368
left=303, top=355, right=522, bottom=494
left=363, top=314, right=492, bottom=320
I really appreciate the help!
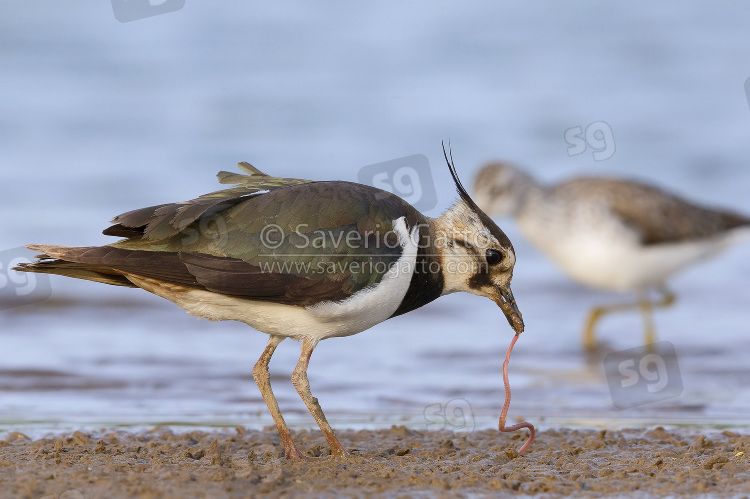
left=284, top=443, right=308, bottom=459
left=329, top=446, right=350, bottom=459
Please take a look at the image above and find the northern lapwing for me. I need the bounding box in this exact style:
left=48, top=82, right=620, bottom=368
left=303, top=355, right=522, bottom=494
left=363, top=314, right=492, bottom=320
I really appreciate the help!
left=473, top=162, right=750, bottom=350
left=16, top=147, right=524, bottom=459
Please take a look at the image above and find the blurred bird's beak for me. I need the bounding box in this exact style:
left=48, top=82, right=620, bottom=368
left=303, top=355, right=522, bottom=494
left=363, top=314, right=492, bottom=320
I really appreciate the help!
left=495, top=286, right=524, bottom=334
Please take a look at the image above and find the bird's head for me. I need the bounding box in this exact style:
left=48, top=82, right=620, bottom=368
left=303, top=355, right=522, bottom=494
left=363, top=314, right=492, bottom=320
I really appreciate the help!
left=436, top=146, right=524, bottom=334
left=472, top=162, right=535, bottom=217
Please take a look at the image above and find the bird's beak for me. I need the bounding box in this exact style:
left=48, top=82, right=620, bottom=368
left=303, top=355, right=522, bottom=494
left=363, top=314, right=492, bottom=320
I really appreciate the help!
left=495, top=285, right=524, bottom=334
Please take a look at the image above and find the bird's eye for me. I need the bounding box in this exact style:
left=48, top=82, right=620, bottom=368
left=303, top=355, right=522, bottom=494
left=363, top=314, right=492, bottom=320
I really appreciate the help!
left=486, top=249, right=503, bottom=266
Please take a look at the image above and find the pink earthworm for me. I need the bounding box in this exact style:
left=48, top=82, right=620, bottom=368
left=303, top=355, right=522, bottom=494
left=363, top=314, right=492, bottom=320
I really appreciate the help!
left=498, top=333, right=535, bottom=454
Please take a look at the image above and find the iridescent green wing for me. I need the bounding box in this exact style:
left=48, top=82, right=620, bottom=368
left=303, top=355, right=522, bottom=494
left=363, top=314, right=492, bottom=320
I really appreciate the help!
left=107, top=164, right=423, bottom=304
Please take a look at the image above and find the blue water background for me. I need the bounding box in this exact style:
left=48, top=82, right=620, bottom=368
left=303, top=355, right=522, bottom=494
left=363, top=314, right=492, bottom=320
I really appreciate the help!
left=0, top=2, right=749, bottom=437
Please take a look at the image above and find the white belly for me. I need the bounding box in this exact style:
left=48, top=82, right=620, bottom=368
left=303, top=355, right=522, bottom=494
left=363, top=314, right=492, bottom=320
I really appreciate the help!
left=518, top=213, right=746, bottom=292
left=129, top=217, right=419, bottom=342
left=548, top=233, right=734, bottom=291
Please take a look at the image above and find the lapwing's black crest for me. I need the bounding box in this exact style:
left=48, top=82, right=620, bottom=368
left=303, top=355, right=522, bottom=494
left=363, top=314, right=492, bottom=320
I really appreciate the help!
left=443, top=141, right=513, bottom=250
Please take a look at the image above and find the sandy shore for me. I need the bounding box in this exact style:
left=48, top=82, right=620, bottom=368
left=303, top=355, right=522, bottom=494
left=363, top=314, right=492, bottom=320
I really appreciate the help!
left=1, top=426, right=748, bottom=498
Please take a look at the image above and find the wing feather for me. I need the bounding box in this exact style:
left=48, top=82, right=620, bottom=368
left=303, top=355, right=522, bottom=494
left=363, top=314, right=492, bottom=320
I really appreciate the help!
left=30, top=163, right=429, bottom=305
left=556, top=178, right=750, bottom=245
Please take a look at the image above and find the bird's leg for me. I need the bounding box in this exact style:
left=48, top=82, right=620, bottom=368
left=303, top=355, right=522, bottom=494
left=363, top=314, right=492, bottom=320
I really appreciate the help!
left=291, top=338, right=349, bottom=459
left=639, top=285, right=676, bottom=348
left=638, top=291, right=656, bottom=347
left=583, top=286, right=677, bottom=350
left=583, top=301, right=638, bottom=351
left=583, top=307, right=605, bottom=350
left=654, top=285, right=676, bottom=309
left=252, top=335, right=305, bottom=459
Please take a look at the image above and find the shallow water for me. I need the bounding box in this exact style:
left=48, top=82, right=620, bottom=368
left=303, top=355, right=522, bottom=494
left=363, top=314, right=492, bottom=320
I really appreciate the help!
left=1, top=2, right=749, bottom=438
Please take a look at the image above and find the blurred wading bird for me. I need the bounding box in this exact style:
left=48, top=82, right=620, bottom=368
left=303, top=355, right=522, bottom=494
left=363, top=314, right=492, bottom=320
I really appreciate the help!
left=16, top=146, right=524, bottom=459
left=473, top=162, right=750, bottom=350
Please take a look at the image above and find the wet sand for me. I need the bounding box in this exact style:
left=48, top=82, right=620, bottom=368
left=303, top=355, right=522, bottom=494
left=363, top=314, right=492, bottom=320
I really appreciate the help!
left=1, top=426, right=748, bottom=498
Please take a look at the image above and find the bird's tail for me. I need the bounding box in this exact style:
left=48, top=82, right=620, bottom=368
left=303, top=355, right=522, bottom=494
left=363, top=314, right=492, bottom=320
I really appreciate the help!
left=13, top=245, right=137, bottom=288
left=724, top=211, right=750, bottom=231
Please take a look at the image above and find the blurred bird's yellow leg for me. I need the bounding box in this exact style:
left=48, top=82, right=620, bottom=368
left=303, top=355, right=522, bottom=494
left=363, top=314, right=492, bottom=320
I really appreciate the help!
left=655, top=286, right=676, bottom=309
left=583, top=302, right=638, bottom=350
left=582, top=286, right=676, bottom=350
left=639, top=286, right=676, bottom=348
left=638, top=294, right=656, bottom=347
left=583, top=307, right=606, bottom=350
left=292, top=339, right=349, bottom=459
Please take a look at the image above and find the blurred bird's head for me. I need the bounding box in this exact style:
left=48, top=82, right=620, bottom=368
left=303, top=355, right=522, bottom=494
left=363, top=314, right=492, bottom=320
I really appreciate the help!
left=436, top=146, right=524, bottom=334
left=472, top=162, right=536, bottom=217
